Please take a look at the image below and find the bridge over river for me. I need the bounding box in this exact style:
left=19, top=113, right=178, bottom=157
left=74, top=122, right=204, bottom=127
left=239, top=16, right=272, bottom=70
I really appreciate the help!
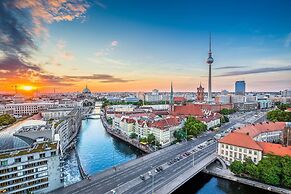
left=52, top=131, right=222, bottom=194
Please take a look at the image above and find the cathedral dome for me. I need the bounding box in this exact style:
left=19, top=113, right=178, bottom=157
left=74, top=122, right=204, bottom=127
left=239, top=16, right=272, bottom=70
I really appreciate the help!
left=82, top=85, right=91, bottom=94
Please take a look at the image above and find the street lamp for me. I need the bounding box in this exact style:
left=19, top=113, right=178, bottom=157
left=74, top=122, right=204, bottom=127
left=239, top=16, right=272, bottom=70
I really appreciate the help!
left=148, top=168, right=155, bottom=194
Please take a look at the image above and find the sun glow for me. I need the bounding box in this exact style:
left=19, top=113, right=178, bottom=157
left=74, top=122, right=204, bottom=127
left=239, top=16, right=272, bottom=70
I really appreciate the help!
left=21, top=85, right=35, bottom=91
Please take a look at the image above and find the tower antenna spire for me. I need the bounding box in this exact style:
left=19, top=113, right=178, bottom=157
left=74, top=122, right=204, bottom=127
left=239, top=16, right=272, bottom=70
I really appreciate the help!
left=209, top=32, right=212, bottom=54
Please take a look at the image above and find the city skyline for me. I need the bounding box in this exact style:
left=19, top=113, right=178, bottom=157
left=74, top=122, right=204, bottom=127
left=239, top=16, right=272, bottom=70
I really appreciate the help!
left=0, top=0, right=291, bottom=93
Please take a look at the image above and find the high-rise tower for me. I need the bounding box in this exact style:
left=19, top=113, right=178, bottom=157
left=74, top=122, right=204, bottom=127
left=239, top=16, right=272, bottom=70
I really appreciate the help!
left=206, top=33, right=214, bottom=102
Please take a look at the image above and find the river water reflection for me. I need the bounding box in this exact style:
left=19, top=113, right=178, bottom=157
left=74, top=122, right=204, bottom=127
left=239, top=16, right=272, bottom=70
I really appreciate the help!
left=63, top=112, right=143, bottom=186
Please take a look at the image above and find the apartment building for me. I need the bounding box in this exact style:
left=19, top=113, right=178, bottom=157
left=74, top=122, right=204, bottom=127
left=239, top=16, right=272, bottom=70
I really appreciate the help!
left=217, top=122, right=288, bottom=164
left=0, top=142, right=63, bottom=194
left=113, top=115, right=183, bottom=147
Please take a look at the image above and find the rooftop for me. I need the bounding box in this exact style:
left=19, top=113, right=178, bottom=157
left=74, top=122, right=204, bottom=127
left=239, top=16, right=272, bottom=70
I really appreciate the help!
left=172, top=104, right=204, bottom=117
left=0, top=142, right=57, bottom=159
left=257, top=142, right=291, bottom=157
left=236, top=122, right=286, bottom=138
left=219, top=132, right=263, bottom=151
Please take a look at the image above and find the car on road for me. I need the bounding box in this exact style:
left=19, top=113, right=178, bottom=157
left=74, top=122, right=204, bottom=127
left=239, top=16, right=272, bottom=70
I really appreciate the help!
left=140, top=175, right=145, bottom=180
left=214, top=134, right=221, bottom=139
left=148, top=171, right=152, bottom=177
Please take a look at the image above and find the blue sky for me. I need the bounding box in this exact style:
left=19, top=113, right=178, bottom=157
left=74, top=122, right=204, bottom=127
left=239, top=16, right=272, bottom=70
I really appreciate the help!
left=0, top=0, right=290, bottom=92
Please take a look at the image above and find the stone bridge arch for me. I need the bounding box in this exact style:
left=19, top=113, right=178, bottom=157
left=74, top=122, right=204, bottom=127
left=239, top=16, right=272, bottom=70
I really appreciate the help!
left=82, top=99, right=95, bottom=107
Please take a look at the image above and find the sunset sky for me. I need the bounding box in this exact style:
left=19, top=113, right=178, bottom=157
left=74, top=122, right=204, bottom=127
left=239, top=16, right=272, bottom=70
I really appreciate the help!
left=0, top=0, right=291, bottom=93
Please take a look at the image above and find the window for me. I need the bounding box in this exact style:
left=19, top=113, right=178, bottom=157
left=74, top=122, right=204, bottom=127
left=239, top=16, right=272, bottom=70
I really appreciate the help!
left=239, top=148, right=242, bottom=152
left=249, top=150, right=252, bottom=154
left=254, top=151, right=257, bottom=155
left=244, top=149, right=247, bottom=153
left=28, top=156, right=34, bottom=161
left=51, top=151, right=56, bottom=156
left=15, top=158, right=21, bottom=163
left=39, top=153, right=45, bottom=158
left=221, top=144, right=224, bottom=148
left=0, top=160, right=8, bottom=167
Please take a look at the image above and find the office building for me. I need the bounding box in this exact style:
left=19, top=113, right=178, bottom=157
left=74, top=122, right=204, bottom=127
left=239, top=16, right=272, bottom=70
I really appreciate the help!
left=235, top=81, right=246, bottom=95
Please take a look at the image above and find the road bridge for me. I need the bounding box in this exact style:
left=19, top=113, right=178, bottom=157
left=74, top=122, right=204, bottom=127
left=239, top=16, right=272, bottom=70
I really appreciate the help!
left=52, top=134, right=220, bottom=194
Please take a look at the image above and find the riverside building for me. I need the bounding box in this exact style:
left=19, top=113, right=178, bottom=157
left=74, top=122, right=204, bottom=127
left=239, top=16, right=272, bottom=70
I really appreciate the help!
left=0, top=141, right=64, bottom=193
left=217, top=122, right=289, bottom=164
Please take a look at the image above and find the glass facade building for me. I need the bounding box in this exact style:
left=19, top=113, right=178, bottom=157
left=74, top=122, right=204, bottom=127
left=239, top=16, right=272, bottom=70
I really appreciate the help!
left=235, top=81, right=246, bottom=95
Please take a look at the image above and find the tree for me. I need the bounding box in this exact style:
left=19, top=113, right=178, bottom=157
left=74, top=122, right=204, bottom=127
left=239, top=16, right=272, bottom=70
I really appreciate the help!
left=173, top=129, right=187, bottom=142
left=0, top=114, right=16, bottom=127
left=244, top=158, right=259, bottom=178
left=230, top=161, right=244, bottom=175
left=147, top=133, right=156, bottom=145
left=183, top=116, right=207, bottom=137
left=219, top=108, right=236, bottom=115
left=129, top=133, right=138, bottom=139
left=276, top=103, right=291, bottom=111
left=267, top=109, right=291, bottom=122
left=281, top=156, right=291, bottom=188
left=139, top=137, right=147, bottom=144
left=106, top=117, right=113, bottom=125
left=257, top=155, right=282, bottom=186
left=230, top=155, right=291, bottom=189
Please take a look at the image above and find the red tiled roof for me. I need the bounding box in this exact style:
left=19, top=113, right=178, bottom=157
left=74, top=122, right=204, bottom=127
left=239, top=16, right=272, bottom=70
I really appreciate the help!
left=29, top=113, right=43, bottom=120
left=152, top=110, right=170, bottom=115
left=121, top=118, right=135, bottom=123
left=197, top=114, right=221, bottom=123
left=257, top=142, right=291, bottom=157
left=219, top=132, right=263, bottom=151
left=174, top=97, right=186, bottom=102
left=172, top=104, right=204, bottom=117
left=148, top=117, right=181, bottom=130
left=236, top=122, right=286, bottom=138
left=286, top=108, right=291, bottom=112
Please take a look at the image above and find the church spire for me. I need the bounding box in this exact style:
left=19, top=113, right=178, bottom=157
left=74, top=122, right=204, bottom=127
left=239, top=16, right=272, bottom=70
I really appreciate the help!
left=170, top=81, right=174, bottom=105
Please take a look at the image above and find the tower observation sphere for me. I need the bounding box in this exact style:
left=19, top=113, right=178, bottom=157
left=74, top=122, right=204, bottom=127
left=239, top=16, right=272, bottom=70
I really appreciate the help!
left=207, top=56, right=214, bottom=64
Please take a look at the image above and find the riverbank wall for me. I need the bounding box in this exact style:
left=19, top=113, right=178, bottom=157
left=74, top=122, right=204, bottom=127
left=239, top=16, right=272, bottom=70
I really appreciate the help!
left=203, top=168, right=291, bottom=194
left=100, top=114, right=151, bottom=154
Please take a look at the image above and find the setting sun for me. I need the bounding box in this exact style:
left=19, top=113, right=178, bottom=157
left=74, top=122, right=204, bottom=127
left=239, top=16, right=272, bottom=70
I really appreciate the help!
left=21, top=85, right=35, bottom=91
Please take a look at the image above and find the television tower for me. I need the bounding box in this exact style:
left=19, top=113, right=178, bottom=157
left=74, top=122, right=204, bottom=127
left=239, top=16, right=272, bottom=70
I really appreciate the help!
left=206, top=33, right=214, bottom=102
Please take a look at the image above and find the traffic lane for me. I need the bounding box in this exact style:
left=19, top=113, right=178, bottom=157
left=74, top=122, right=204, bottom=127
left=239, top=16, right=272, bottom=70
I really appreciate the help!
left=137, top=145, right=216, bottom=194
left=123, top=144, right=217, bottom=194
left=123, top=150, right=210, bottom=194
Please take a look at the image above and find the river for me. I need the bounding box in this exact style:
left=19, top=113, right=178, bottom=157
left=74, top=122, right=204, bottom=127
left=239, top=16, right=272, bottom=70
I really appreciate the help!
left=63, top=107, right=274, bottom=193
